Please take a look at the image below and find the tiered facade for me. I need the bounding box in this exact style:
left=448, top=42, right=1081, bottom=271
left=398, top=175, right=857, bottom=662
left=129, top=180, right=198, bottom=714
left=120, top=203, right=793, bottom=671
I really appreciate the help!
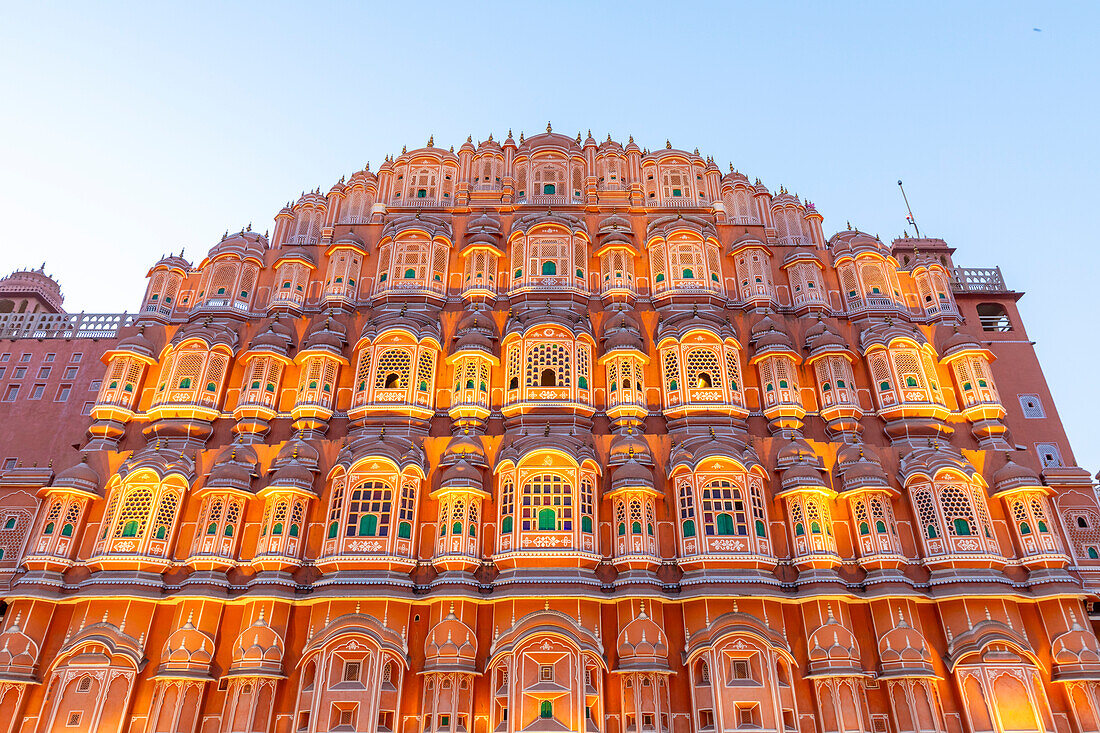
left=0, top=127, right=1097, bottom=733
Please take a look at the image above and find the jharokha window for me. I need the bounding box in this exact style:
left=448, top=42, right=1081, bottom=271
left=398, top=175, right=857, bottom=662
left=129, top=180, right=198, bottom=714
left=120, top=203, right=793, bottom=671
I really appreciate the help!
left=391, top=161, right=456, bottom=204
left=286, top=203, right=325, bottom=245
left=908, top=471, right=1001, bottom=564
left=771, top=204, right=810, bottom=245
left=460, top=247, right=499, bottom=296
left=376, top=233, right=449, bottom=295
left=149, top=341, right=232, bottom=416
left=322, top=246, right=365, bottom=303
left=142, top=268, right=183, bottom=316
left=912, top=264, right=957, bottom=316
left=674, top=458, right=772, bottom=567
left=836, top=255, right=905, bottom=312
left=732, top=247, right=775, bottom=304
left=648, top=231, right=723, bottom=296
left=865, top=342, right=947, bottom=417
left=253, top=492, right=309, bottom=568
left=188, top=491, right=245, bottom=569
left=1002, top=491, right=1066, bottom=566
left=349, top=333, right=439, bottom=419
left=494, top=452, right=599, bottom=565
left=196, top=255, right=259, bottom=311
left=95, top=353, right=148, bottom=414
left=318, top=462, right=421, bottom=571
left=295, top=354, right=340, bottom=413
left=785, top=260, right=828, bottom=309
left=270, top=256, right=313, bottom=310
left=599, top=247, right=636, bottom=294
left=24, top=491, right=88, bottom=570
left=508, top=223, right=589, bottom=292
left=643, top=162, right=705, bottom=204
left=722, top=184, right=759, bottom=224
left=237, top=354, right=285, bottom=412
left=658, top=333, right=746, bottom=417
left=502, top=326, right=594, bottom=414
left=90, top=470, right=186, bottom=570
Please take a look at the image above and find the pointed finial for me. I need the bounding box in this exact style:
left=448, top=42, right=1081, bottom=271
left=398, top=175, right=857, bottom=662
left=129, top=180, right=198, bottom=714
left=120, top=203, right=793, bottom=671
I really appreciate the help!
left=546, top=121, right=552, bottom=133
left=665, top=139, right=672, bottom=149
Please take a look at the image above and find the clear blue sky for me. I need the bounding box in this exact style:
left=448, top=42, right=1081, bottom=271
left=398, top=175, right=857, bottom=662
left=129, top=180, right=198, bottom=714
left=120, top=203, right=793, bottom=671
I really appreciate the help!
left=1, top=2, right=1096, bottom=470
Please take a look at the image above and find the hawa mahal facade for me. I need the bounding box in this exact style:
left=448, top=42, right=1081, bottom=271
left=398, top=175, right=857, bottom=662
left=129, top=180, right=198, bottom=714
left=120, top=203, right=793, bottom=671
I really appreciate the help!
left=0, top=127, right=1097, bottom=733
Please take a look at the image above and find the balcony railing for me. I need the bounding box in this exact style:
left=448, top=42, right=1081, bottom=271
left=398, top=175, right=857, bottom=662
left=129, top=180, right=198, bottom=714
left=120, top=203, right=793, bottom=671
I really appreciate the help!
left=952, top=267, right=1009, bottom=293
left=0, top=312, right=135, bottom=339
left=651, top=196, right=708, bottom=208
left=286, top=234, right=318, bottom=246
left=141, top=303, right=173, bottom=316
left=515, top=193, right=581, bottom=207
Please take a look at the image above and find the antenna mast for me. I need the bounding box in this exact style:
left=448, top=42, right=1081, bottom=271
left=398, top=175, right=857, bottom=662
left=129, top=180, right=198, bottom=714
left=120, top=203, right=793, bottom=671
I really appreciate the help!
left=897, top=180, right=921, bottom=237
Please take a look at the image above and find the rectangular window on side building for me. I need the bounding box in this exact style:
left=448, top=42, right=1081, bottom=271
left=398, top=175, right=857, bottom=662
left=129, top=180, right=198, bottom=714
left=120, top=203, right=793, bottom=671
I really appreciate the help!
left=56, top=384, right=71, bottom=402
left=3, top=385, right=18, bottom=401
left=29, top=384, right=45, bottom=400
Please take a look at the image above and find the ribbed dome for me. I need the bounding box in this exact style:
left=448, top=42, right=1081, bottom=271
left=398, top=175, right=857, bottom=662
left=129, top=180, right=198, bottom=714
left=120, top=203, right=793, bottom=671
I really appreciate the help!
left=608, top=428, right=653, bottom=466
left=114, top=326, right=157, bottom=360
left=301, top=314, right=348, bottom=355
left=807, top=608, right=861, bottom=672
left=993, top=453, right=1042, bottom=493
left=440, top=458, right=483, bottom=491
left=610, top=458, right=654, bottom=493
left=424, top=605, right=477, bottom=669
left=616, top=603, right=669, bottom=671
left=51, top=457, right=100, bottom=496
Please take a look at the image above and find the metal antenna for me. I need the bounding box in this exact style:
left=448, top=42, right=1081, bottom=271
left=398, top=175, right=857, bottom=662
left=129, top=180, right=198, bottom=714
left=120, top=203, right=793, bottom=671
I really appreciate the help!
left=897, top=180, right=921, bottom=237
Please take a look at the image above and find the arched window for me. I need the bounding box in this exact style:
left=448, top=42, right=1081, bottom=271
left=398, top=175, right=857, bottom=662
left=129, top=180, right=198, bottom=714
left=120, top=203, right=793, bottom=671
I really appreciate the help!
left=522, top=474, right=571, bottom=532
left=345, top=481, right=393, bottom=538
left=977, top=303, right=1012, bottom=332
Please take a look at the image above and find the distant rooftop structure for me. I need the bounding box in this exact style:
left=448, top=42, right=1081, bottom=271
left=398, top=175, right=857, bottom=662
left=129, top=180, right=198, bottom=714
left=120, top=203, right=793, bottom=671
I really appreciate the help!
left=0, top=263, right=65, bottom=314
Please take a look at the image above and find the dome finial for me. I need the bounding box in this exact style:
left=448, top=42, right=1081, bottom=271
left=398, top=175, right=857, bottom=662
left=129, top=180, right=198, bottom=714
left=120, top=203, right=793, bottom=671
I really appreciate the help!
left=546, top=121, right=552, bottom=133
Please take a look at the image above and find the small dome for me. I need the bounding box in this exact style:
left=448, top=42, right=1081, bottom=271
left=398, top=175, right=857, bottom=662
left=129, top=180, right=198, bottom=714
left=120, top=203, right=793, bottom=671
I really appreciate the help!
left=992, top=453, right=1043, bottom=494
left=114, top=326, right=157, bottom=360
left=878, top=613, right=934, bottom=673
left=149, top=253, right=192, bottom=273
left=0, top=611, right=40, bottom=674
left=936, top=325, right=984, bottom=360
left=442, top=432, right=487, bottom=467
left=334, top=229, right=366, bottom=248
left=160, top=613, right=215, bottom=674
left=0, top=265, right=64, bottom=313
left=598, top=212, right=632, bottom=235
left=751, top=322, right=796, bottom=358
left=780, top=460, right=828, bottom=491
left=1052, top=616, right=1100, bottom=668
left=206, top=230, right=267, bottom=262
left=51, top=456, right=101, bottom=496
left=602, top=310, right=645, bottom=354
left=301, top=314, right=348, bottom=356
left=204, top=444, right=259, bottom=493
left=610, top=458, right=654, bottom=493
left=776, top=439, right=821, bottom=469
left=230, top=610, right=284, bottom=675
left=807, top=608, right=861, bottom=672
left=804, top=318, right=850, bottom=357
left=608, top=428, right=653, bottom=466
left=424, top=605, right=477, bottom=669
left=247, top=323, right=293, bottom=357
left=274, top=247, right=316, bottom=268
left=440, top=458, right=483, bottom=491
left=616, top=603, right=669, bottom=670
